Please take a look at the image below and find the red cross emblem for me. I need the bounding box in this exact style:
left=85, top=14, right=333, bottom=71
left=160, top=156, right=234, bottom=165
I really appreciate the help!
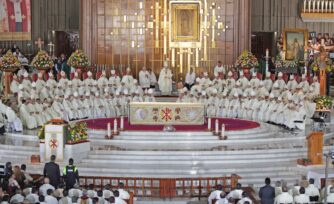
left=161, top=108, right=172, bottom=121
left=49, top=139, right=58, bottom=149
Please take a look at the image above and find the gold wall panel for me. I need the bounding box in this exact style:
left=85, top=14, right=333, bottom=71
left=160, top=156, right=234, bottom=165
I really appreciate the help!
left=81, top=0, right=251, bottom=79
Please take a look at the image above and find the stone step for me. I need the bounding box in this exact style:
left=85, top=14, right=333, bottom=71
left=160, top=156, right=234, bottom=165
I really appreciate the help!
left=86, top=151, right=306, bottom=161
left=81, top=156, right=300, bottom=166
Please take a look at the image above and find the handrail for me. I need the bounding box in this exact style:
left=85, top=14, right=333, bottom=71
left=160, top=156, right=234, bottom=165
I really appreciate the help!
left=31, top=174, right=240, bottom=202
left=78, top=175, right=241, bottom=199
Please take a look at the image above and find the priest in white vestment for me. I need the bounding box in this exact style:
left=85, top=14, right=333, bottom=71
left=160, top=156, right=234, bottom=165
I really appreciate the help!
left=158, top=65, right=173, bottom=95
left=121, top=68, right=134, bottom=88
left=139, top=67, right=150, bottom=90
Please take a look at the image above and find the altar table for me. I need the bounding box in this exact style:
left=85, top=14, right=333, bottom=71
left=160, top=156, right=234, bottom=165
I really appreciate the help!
left=129, top=102, right=205, bottom=125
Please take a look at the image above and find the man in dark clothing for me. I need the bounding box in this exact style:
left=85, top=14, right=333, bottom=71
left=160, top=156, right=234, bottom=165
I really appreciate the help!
left=43, top=155, right=60, bottom=188
left=259, top=177, right=275, bottom=204
left=63, top=158, right=79, bottom=190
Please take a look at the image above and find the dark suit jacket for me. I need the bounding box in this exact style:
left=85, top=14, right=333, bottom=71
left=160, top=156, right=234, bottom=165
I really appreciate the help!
left=259, top=184, right=275, bottom=204
left=43, top=162, right=60, bottom=188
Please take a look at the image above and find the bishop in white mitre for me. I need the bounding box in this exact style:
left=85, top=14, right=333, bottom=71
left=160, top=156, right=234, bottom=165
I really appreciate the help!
left=121, top=68, right=134, bottom=88
left=139, top=66, right=151, bottom=90
left=158, top=64, right=173, bottom=96
left=10, top=74, right=20, bottom=95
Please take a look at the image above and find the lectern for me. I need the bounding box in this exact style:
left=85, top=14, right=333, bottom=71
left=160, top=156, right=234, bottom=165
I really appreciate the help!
left=307, top=131, right=324, bottom=165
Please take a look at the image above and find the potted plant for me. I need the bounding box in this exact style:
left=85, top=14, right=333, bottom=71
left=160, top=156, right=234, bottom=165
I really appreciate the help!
left=235, top=50, right=259, bottom=76
left=0, top=50, right=21, bottom=95
left=31, top=50, right=54, bottom=71
left=314, top=96, right=333, bottom=110
left=67, top=49, right=90, bottom=72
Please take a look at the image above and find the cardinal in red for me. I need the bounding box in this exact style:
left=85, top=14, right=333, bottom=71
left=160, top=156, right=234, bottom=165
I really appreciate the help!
left=6, top=0, right=30, bottom=32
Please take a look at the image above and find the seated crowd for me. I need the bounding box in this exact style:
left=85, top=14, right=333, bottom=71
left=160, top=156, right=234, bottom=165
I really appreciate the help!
left=0, top=158, right=130, bottom=204
left=209, top=177, right=334, bottom=204
left=5, top=67, right=156, bottom=130
left=178, top=71, right=320, bottom=130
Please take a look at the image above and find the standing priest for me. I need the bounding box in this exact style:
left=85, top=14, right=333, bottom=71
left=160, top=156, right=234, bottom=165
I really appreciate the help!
left=158, top=61, right=173, bottom=96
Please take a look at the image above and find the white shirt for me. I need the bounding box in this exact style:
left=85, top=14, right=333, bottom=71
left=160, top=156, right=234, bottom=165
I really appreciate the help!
left=208, top=190, right=222, bottom=204
left=118, top=189, right=130, bottom=200
left=275, top=192, right=293, bottom=204
left=10, top=194, right=24, bottom=203
left=115, top=197, right=127, bottom=204
left=39, top=184, right=55, bottom=196
left=305, top=184, right=320, bottom=197
left=185, top=72, right=196, bottom=85
left=294, top=194, right=310, bottom=204
left=45, top=195, right=58, bottom=204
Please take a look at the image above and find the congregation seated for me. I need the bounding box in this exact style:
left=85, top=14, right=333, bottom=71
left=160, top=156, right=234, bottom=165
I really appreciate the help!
left=7, top=68, right=155, bottom=130
left=293, top=187, right=310, bottom=204
left=0, top=161, right=132, bottom=204
left=208, top=184, right=224, bottom=204
left=274, top=186, right=293, bottom=204
left=177, top=70, right=319, bottom=131
left=305, top=178, right=320, bottom=202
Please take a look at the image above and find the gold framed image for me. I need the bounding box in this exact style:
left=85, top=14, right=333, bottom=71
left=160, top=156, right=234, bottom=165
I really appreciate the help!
left=283, top=28, right=308, bottom=61
left=170, top=2, right=200, bottom=42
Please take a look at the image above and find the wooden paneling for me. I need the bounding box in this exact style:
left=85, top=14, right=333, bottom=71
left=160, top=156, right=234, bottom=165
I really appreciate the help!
left=252, top=0, right=334, bottom=34
left=0, top=0, right=80, bottom=57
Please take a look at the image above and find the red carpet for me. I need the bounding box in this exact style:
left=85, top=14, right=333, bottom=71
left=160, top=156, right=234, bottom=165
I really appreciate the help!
left=84, top=117, right=260, bottom=132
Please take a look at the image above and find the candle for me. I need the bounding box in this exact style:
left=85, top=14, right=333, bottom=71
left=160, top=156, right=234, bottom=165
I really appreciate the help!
left=120, top=116, right=124, bottom=129
left=113, top=119, right=118, bottom=133
left=107, top=123, right=111, bottom=137
left=317, top=0, right=320, bottom=12
left=221, top=124, right=225, bottom=137
left=215, top=119, right=219, bottom=134
left=266, top=48, right=269, bottom=58
left=325, top=0, right=328, bottom=12
left=304, top=0, right=307, bottom=11
left=321, top=0, right=324, bottom=12
left=309, top=0, right=311, bottom=12
left=208, top=118, right=211, bottom=130
left=313, top=0, right=316, bottom=12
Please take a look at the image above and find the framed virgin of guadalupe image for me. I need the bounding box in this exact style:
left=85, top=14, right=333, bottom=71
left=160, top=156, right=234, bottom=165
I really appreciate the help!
left=283, top=28, right=308, bottom=61
left=170, top=2, right=200, bottom=42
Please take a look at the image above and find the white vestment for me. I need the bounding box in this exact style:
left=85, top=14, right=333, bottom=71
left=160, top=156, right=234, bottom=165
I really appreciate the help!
left=158, top=68, right=173, bottom=95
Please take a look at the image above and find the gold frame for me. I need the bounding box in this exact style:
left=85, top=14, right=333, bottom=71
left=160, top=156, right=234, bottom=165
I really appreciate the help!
left=171, top=2, right=200, bottom=42
left=283, top=28, right=308, bottom=61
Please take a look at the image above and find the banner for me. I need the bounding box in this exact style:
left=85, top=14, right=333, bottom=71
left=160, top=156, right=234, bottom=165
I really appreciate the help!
left=129, top=102, right=205, bottom=125
left=0, top=0, right=31, bottom=41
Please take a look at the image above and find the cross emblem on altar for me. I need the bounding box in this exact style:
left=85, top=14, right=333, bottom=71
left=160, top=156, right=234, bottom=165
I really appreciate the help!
left=161, top=108, right=172, bottom=122
left=49, top=138, right=58, bottom=149
left=35, top=37, right=44, bottom=50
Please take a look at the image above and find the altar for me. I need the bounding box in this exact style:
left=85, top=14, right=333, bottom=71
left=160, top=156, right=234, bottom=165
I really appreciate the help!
left=129, top=102, right=205, bottom=125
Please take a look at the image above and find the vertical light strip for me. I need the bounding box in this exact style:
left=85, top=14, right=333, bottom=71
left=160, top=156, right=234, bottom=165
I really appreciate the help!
left=204, top=0, right=208, bottom=61
left=172, top=48, right=175, bottom=67
left=212, top=5, right=216, bottom=48
left=187, top=48, right=191, bottom=73
left=163, top=0, right=167, bottom=55
left=180, top=49, right=183, bottom=74
left=195, top=48, right=199, bottom=67
left=155, top=1, right=159, bottom=48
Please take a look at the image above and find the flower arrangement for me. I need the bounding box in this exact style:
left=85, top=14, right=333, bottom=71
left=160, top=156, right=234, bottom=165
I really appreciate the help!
left=0, top=50, right=21, bottom=70
left=38, top=122, right=88, bottom=144
left=311, top=57, right=333, bottom=73
left=235, top=50, right=259, bottom=68
left=66, top=122, right=89, bottom=144
left=314, top=96, right=333, bottom=110
left=67, top=49, right=90, bottom=68
left=31, top=50, right=54, bottom=68
left=275, top=56, right=298, bottom=68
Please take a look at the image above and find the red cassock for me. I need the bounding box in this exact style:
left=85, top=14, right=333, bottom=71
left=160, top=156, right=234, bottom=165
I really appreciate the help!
left=6, top=0, right=28, bottom=32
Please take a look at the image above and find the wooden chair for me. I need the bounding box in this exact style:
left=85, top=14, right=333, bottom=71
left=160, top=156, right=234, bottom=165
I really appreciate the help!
left=270, top=73, right=276, bottom=81
left=32, top=73, right=38, bottom=82
left=96, top=71, right=102, bottom=79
